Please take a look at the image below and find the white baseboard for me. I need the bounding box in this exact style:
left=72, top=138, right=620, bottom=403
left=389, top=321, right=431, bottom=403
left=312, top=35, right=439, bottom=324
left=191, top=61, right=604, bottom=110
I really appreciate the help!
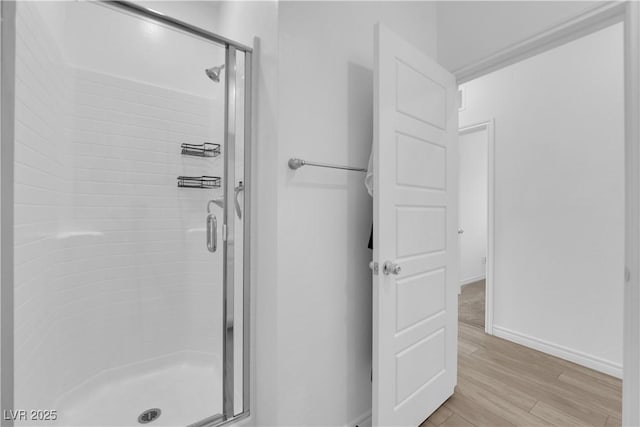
left=460, top=275, right=486, bottom=286
left=493, top=325, right=623, bottom=378
left=347, top=410, right=371, bottom=427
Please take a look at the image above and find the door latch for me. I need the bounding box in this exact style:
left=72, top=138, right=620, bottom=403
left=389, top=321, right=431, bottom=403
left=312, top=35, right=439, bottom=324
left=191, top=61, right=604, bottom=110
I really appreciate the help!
left=369, top=261, right=379, bottom=275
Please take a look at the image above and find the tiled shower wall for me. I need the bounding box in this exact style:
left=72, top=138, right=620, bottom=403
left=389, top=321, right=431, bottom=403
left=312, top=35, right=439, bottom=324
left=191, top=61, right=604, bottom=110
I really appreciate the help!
left=15, top=2, right=225, bottom=410
left=14, top=1, right=70, bottom=410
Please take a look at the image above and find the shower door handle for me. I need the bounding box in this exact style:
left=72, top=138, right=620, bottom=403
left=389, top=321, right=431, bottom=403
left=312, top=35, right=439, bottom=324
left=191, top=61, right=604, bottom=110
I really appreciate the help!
left=207, top=214, right=217, bottom=252
left=234, top=181, right=244, bottom=219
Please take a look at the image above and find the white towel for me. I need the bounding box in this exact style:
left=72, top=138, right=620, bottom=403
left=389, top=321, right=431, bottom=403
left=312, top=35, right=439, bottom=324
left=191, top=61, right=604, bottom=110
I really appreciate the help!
left=364, top=151, right=373, bottom=197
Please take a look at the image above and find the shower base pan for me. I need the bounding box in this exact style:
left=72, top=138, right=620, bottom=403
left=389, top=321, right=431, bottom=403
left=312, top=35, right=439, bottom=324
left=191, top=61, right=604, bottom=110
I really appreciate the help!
left=51, top=352, right=222, bottom=427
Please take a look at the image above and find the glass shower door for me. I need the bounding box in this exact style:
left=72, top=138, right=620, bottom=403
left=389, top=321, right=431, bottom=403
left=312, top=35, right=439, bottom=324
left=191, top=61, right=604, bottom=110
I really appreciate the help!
left=10, top=2, right=250, bottom=426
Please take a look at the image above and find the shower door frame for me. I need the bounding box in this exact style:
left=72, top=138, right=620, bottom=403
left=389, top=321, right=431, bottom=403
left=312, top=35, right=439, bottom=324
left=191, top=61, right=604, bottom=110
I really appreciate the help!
left=0, top=2, right=253, bottom=426
left=0, top=1, right=16, bottom=425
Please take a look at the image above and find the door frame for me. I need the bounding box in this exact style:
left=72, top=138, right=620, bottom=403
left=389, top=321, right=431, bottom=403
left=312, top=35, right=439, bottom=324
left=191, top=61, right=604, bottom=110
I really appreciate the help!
left=452, top=2, right=639, bottom=425
left=458, top=120, right=495, bottom=335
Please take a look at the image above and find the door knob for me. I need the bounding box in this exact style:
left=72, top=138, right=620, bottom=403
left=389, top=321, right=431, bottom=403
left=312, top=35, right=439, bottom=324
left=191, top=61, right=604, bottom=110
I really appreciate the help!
left=458, top=228, right=464, bottom=234
left=383, top=261, right=401, bottom=275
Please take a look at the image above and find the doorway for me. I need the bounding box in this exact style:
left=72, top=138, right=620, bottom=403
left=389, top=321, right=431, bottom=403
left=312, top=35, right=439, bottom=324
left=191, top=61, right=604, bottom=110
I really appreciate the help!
left=458, top=121, right=493, bottom=333
left=372, top=4, right=640, bottom=425
left=445, top=17, right=625, bottom=427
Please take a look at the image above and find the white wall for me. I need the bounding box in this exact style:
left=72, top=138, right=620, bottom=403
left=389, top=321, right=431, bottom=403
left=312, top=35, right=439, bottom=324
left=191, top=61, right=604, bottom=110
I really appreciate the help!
left=459, top=23, right=624, bottom=376
left=458, top=127, right=488, bottom=285
left=437, top=1, right=600, bottom=73
left=273, top=3, right=437, bottom=425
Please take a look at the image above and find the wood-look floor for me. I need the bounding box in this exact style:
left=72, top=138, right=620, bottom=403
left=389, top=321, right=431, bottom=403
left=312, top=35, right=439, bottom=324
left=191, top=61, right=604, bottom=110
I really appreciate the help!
left=421, top=281, right=622, bottom=427
left=458, top=280, right=485, bottom=329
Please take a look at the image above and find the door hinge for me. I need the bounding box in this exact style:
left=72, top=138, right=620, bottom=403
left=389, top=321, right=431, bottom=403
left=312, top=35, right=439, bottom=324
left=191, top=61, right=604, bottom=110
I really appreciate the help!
left=222, top=224, right=228, bottom=241
left=625, top=266, right=631, bottom=283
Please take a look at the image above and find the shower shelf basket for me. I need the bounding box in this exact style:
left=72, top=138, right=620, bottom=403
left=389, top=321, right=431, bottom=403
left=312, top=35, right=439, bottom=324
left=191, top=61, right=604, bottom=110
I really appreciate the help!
left=177, top=176, right=221, bottom=189
left=181, top=142, right=221, bottom=158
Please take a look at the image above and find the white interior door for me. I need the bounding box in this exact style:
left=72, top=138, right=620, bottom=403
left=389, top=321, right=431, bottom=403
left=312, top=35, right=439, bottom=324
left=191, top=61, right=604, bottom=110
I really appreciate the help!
left=372, top=23, right=458, bottom=427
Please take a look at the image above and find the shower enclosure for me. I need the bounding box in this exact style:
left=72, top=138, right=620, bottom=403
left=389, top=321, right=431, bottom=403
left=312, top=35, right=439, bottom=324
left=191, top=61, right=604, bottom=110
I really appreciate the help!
left=1, top=1, right=251, bottom=426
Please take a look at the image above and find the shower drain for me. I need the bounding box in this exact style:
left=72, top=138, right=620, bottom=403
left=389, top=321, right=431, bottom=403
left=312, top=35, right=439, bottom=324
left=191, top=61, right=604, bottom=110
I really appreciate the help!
left=138, top=408, right=161, bottom=424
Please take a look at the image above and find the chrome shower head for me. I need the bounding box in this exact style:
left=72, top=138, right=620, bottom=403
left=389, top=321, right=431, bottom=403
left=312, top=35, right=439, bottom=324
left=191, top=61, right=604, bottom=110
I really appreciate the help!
left=205, top=64, right=225, bottom=82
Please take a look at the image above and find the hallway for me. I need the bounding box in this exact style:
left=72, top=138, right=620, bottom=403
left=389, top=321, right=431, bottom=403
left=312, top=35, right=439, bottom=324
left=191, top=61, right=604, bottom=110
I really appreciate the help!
left=420, top=282, right=622, bottom=426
